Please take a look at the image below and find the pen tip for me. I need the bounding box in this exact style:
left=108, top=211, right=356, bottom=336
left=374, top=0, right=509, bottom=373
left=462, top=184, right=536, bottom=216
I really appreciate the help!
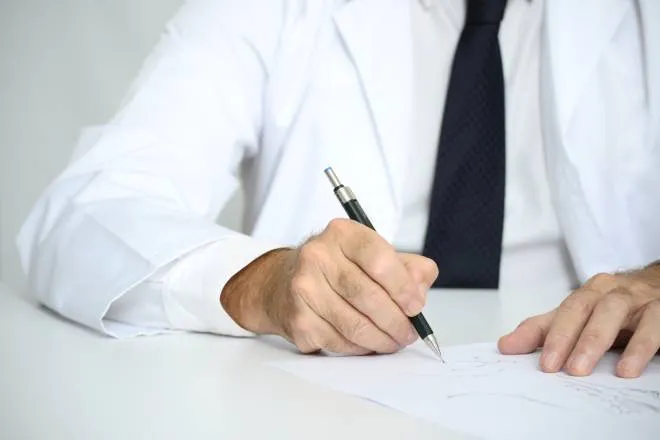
left=324, top=166, right=332, bottom=173
left=423, top=334, right=444, bottom=362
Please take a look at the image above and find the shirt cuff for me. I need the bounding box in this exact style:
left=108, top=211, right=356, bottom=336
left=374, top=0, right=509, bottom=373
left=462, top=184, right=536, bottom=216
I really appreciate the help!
left=161, top=235, right=282, bottom=336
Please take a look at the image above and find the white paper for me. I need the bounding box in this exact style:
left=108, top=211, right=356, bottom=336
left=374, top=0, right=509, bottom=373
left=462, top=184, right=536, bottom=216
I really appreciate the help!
left=272, top=343, right=660, bottom=440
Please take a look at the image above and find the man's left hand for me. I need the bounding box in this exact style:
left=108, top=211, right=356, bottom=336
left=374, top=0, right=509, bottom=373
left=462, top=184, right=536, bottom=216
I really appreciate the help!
left=498, top=263, right=660, bottom=378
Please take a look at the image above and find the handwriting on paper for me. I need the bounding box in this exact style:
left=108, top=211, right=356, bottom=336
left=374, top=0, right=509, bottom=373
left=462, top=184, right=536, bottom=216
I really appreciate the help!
left=271, top=343, right=660, bottom=440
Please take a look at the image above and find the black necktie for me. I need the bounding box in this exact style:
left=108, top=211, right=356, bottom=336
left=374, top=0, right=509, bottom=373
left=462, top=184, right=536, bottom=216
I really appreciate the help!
left=422, top=0, right=507, bottom=289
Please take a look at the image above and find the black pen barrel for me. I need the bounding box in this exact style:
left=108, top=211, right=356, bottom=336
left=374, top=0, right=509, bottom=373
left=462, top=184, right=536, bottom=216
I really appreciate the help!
left=337, top=189, right=431, bottom=339
left=342, top=199, right=375, bottom=230
left=410, top=313, right=432, bottom=339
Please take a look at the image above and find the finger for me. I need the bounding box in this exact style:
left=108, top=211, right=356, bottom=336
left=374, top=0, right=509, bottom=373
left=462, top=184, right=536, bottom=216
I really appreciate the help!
left=398, top=253, right=439, bottom=305
left=284, top=304, right=369, bottom=355
left=540, top=288, right=602, bottom=373
left=328, top=261, right=416, bottom=347
left=398, top=253, right=439, bottom=290
left=329, top=220, right=421, bottom=316
left=312, top=318, right=372, bottom=355
left=297, top=274, right=401, bottom=354
left=564, top=289, right=632, bottom=376
left=497, top=311, right=554, bottom=355
left=616, top=300, right=660, bottom=378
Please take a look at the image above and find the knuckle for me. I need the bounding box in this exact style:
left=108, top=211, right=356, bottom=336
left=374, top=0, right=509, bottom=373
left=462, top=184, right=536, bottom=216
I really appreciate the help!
left=342, top=318, right=381, bottom=348
left=290, top=274, right=313, bottom=298
left=294, top=335, right=319, bottom=354
left=424, top=257, right=440, bottom=280
left=406, top=260, right=434, bottom=285
left=599, top=292, right=631, bottom=313
left=298, top=241, right=325, bottom=266
left=289, top=313, right=315, bottom=336
left=560, top=295, right=593, bottom=315
left=327, top=218, right=352, bottom=235
left=346, top=319, right=370, bottom=341
left=289, top=321, right=320, bottom=353
left=317, top=337, right=338, bottom=353
left=588, top=272, right=618, bottom=289
left=594, top=272, right=617, bottom=283
left=367, top=255, right=394, bottom=279
left=349, top=322, right=395, bottom=352
left=322, top=337, right=356, bottom=355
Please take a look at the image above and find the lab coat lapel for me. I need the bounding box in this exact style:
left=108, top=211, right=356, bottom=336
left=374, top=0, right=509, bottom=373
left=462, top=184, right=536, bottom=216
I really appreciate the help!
left=543, top=0, right=630, bottom=141
left=333, top=0, right=415, bottom=210
left=639, top=0, right=660, bottom=133
left=541, top=0, right=645, bottom=279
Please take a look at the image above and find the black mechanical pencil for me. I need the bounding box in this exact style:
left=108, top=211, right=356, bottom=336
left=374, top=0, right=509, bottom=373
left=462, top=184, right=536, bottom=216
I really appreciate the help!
left=324, top=167, right=444, bottom=361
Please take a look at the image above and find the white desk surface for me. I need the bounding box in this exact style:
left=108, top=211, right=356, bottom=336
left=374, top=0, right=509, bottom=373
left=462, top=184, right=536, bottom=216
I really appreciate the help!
left=0, top=280, right=567, bottom=440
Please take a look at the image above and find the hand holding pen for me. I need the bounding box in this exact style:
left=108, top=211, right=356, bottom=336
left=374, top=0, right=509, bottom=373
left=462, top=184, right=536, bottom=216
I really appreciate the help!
left=324, top=167, right=444, bottom=360
left=221, top=171, right=441, bottom=357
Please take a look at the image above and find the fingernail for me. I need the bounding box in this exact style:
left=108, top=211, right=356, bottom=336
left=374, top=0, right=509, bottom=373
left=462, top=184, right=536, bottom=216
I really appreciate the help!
left=568, top=354, right=590, bottom=374
left=418, top=283, right=428, bottom=298
left=542, top=351, right=560, bottom=371
left=618, top=357, right=639, bottom=377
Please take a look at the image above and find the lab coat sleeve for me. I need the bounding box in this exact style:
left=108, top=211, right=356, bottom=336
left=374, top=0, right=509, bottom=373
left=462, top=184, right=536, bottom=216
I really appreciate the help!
left=103, top=238, right=278, bottom=338
left=15, top=0, right=291, bottom=336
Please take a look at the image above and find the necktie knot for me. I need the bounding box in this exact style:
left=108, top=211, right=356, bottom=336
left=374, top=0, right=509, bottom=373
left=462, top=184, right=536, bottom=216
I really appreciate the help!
left=466, top=0, right=507, bottom=25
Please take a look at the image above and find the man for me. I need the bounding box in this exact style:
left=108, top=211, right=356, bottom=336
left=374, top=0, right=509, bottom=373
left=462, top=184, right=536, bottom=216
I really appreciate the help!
left=17, top=0, right=660, bottom=378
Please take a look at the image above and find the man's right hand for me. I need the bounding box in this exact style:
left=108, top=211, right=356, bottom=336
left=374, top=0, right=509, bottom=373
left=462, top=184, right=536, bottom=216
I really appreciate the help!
left=220, top=218, right=439, bottom=354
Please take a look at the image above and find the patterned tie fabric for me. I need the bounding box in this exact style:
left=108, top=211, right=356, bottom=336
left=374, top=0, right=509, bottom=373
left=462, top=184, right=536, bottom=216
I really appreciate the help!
left=422, top=0, right=508, bottom=289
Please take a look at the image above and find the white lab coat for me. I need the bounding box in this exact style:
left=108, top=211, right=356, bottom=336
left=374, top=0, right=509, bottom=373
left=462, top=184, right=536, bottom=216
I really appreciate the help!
left=16, top=0, right=660, bottom=335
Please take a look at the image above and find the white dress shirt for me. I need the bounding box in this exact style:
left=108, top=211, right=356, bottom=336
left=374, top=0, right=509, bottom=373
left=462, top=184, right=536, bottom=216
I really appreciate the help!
left=107, top=0, right=578, bottom=336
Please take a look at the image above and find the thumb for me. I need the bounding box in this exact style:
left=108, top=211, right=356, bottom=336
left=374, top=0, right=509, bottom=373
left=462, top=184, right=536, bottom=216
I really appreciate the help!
left=497, top=310, right=555, bottom=355
left=397, top=253, right=439, bottom=290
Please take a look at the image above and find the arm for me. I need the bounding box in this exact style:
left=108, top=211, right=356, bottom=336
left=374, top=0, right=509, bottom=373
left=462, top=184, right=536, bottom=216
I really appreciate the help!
left=17, top=0, right=435, bottom=356
left=16, top=0, right=288, bottom=336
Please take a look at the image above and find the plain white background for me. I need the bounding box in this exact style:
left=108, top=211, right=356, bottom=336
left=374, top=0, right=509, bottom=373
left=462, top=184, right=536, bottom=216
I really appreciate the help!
left=0, top=0, right=245, bottom=289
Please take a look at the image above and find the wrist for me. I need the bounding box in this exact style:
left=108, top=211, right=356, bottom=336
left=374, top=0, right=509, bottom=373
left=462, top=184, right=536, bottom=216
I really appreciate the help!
left=622, top=260, right=660, bottom=290
left=220, top=247, right=295, bottom=334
